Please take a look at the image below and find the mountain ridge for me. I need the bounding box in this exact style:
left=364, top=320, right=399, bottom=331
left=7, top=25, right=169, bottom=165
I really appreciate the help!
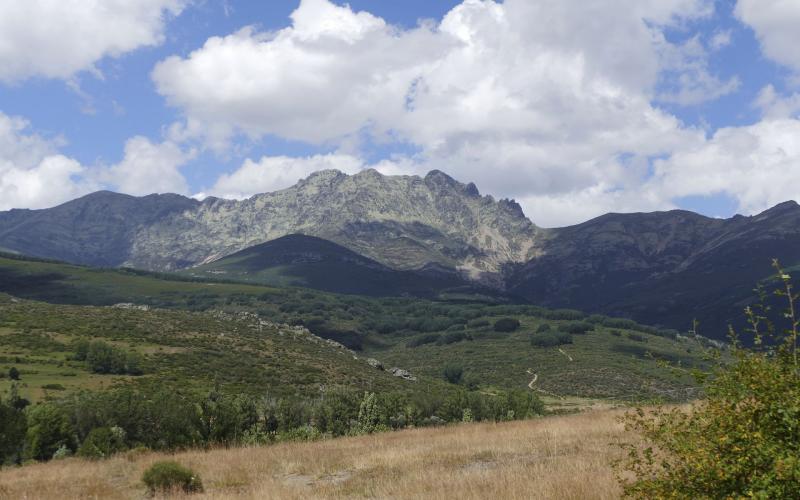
left=2, top=169, right=800, bottom=337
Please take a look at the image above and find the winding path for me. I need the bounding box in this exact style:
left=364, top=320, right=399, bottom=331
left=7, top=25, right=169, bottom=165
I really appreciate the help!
left=526, top=369, right=538, bottom=389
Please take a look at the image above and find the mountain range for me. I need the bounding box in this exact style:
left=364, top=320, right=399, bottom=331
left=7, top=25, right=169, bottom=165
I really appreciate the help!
left=2, top=168, right=799, bottom=338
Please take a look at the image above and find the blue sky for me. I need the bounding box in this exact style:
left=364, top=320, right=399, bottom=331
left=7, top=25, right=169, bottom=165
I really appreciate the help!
left=1, top=0, right=799, bottom=226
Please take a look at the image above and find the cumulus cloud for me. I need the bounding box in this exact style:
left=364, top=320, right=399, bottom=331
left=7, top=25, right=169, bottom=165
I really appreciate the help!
left=649, top=118, right=800, bottom=215
left=206, top=153, right=364, bottom=199
left=0, top=112, right=192, bottom=210
left=0, top=113, right=97, bottom=210
left=104, top=137, right=193, bottom=196
left=736, top=0, right=800, bottom=74
left=754, top=85, right=800, bottom=119
left=0, top=0, right=187, bottom=83
left=154, top=0, right=739, bottom=225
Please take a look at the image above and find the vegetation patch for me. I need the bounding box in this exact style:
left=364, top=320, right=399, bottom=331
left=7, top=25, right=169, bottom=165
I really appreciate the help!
left=142, top=461, right=203, bottom=495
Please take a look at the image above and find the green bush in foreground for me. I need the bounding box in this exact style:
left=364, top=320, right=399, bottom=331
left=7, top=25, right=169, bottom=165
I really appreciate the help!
left=619, top=261, right=800, bottom=498
left=142, top=461, right=203, bottom=494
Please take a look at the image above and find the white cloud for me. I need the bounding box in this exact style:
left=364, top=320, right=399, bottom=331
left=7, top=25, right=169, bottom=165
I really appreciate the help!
left=656, top=35, right=740, bottom=106
left=155, top=0, right=735, bottom=225
left=0, top=112, right=192, bottom=209
left=206, top=153, right=364, bottom=199
left=0, top=0, right=187, bottom=83
left=105, top=137, right=193, bottom=196
left=754, top=85, right=800, bottom=119
left=709, top=29, right=732, bottom=51
left=0, top=113, right=98, bottom=210
left=736, top=0, right=800, bottom=74
left=649, top=118, right=800, bottom=215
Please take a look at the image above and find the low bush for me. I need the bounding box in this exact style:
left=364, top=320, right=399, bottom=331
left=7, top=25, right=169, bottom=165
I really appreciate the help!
left=530, top=331, right=572, bottom=347
left=536, top=323, right=552, bottom=333
left=493, top=318, right=520, bottom=332
left=77, top=426, right=127, bottom=459
left=443, top=364, right=464, bottom=384
left=558, top=321, right=595, bottom=334
left=142, top=461, right=203, bottom=495
left=619, top=261, right=800, bottom=498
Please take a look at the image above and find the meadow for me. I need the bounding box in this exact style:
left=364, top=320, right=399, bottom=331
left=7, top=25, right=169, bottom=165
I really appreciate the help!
left=0, top=406, right=631, bottom=499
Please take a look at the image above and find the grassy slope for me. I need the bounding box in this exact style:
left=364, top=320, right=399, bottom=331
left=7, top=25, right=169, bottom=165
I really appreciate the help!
left=0, top=254, right=712, bottom=402
left=0, top=407, right=630, bottom=499
left=0, top=294, right=417, bottom=403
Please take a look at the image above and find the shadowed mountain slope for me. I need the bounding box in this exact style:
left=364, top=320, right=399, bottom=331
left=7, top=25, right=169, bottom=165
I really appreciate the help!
left=182, top=234, right=481, bottom=298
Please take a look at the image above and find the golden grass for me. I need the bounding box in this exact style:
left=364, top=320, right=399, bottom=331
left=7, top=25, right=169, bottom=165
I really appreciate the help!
left=0, top=408, right=632, bottom=500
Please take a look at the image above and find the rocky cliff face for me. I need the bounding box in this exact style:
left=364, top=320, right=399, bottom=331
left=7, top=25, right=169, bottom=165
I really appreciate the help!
left=125, top=169, right=542, bottom=280
left=0, top=191, right=199, bottom=266
left=0, top=170, right=541, bottom=282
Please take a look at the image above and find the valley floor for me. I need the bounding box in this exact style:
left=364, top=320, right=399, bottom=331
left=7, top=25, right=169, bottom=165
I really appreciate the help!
left=0, top=408, right=633, bottom=500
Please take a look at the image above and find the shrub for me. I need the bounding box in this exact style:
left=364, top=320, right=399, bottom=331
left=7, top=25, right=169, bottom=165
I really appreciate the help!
left=536, top=323, right=552, bottom=333
left=443, top=364, right=464, bottom=384
left=493, top=318, right=520, bottom=332
left=77, top=426, right=127, bottom=459
left=619, top=261, right=800, bottom=498
left=353, top=392, right=388, bottom=435
left=24, top=403, right=74, bottom=461
left=8, top=366, right=20, bottom=380
left=142, top=461, right=203, bottom=494
left=530, top=331, right=572, bottom=347
left=610, top=330, right=622, bottom=337
left=558, top=321, right=594, bottom=334
left=83, top=340, right=144, bottom=375
left=0, top=389, right=27, bottom=464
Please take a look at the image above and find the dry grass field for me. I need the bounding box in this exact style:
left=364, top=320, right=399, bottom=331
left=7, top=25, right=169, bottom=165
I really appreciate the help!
left=0, top=408, right=635, bottom=500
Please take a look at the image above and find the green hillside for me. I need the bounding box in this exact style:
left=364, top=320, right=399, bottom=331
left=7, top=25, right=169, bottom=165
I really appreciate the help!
left=0, top=253, right=716, bottom=403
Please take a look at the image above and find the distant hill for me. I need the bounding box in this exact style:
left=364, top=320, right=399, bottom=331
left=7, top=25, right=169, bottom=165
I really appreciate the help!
left=181, top=234, right=483, bottom=298
left=508, top=201, right=800, bottom=335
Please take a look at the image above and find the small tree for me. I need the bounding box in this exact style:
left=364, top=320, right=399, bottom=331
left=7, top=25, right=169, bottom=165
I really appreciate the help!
left=443, top=364, right=464, bottom=384
left=24, top=403, right=75, bottom=461
left=618, top=261, right=800, bottom=498
left=0, top=387, right=27, bottom=465
left=8, top=366, right=20, bottom=380
left=353, top=392, right=386, bottom=435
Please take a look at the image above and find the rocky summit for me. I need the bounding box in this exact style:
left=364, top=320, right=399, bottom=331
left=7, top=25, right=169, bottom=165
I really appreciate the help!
left=0, top=169, right=541, bottom=284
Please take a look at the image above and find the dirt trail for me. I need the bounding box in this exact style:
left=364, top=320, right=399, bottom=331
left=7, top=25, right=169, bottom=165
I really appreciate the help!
left=558, top=348, right=574, bottom=362
left=526, top=369, right=538, bottom=389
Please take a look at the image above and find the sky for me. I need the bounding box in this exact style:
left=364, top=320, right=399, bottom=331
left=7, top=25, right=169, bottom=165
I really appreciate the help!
left=1, top=0, right=799, bottom=227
